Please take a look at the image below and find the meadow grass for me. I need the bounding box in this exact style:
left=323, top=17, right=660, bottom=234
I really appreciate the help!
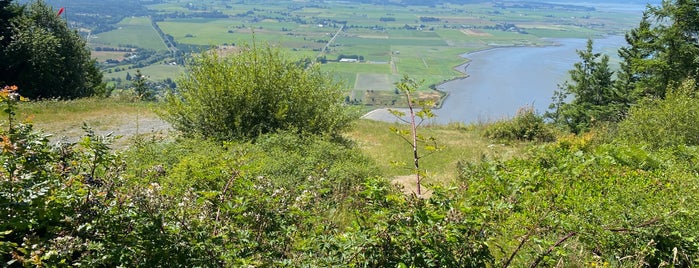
left=15, top=98, right=167, bottom=147
left=93, top=17, right=167, bottom=50
left=347, top=119, right=526, bottom=185
left=104, top=64, right=185, bottom=82
left=321, top=62, right=391, bottom=74
left=91, top=51, right=129, bottom=62
left=11, top=98, right=527, bottom=184
left=354, top=73, right=394, bottom=91
left=157, top=19, right=335, bottom=48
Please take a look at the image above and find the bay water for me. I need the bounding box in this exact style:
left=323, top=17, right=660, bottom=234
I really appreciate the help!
left=432, top=35, right=627, bottom=124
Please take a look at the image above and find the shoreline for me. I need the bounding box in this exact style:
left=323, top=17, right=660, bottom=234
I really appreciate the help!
left=360, top=40, right=562, bottom=120
left=359, top=35, right=630, bottom=123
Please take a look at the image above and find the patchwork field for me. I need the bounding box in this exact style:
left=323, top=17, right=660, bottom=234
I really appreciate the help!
left=89, top=0, right=642, bottom=104
left=92, top=16, right=167, bottom=50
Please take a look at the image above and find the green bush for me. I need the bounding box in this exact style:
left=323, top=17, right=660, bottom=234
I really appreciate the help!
left=162, top=44, right=355, bottom=141
left=484, top=105, right=556, bottom=142
left=456, top=135, right=699, bottom=267
left=617, top=79, right=699, bottom=149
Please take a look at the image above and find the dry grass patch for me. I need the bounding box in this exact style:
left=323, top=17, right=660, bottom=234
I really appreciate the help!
left=348, top=119, right=527, bottom=186
left=16, top=99, right=170, bottom=147
left=91, top=51, right=129, bottom=62
left=461, top=29, right=493, bottom=37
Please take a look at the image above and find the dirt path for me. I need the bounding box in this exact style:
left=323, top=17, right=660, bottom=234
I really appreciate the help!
left=37, top=113, right=173, bottom=148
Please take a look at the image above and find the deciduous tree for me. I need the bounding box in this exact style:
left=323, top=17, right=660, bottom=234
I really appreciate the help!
left=1, top=0, right=104, bottom=98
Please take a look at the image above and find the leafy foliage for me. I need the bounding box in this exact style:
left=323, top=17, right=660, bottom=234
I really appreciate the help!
left=4, top=1, right=699, bottom=265
left=388, top=76, right=441, bottom=196
left=457, top=133, right=699, bottom=267
left=1, top=0, right=104, bottom=99
left=617, top=78, right=699, bottom=149
left=485, top=105, right=556, bottom=142
left=162, top=43, right=355, bottom=141
left=0, top=86, right=128, bottom=265
left=315, top=178, right=493, bottom=267
left=132, top=69, right=155, bottom=101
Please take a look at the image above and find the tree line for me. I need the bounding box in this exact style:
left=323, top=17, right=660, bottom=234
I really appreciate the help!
left=547, top=0, right=699, bottom=134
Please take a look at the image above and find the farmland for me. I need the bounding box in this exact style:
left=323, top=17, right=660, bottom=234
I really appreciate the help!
left=84, top=0, right=643, bottom=105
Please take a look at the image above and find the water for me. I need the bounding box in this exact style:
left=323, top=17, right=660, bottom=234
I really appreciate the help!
left=430, top=35, right=628, bottom=124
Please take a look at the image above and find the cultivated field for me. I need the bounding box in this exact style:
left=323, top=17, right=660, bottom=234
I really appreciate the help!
left=91, top=1, right=642, bottom=104
left=92, top=16, right=167, bottom=50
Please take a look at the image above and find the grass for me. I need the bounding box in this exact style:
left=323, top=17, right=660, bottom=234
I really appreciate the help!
left=347, top=119, right=527, bottom=185
left=354, top=73, right=394, bottom=91
left=11, top=98, right=527, bottom=185
left=104, top=64, right=185, bottom=82
left=92, top=17, right=167, bottom=50
left=15, top=99, right=168, bottom=147
left=91, top=51, right=129, bottom=62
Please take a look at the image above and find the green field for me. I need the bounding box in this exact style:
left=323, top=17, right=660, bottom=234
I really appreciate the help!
left=91, top=1, right=642, bottom=101
left=104, top=64, right=184, bottom=82
left=92, top=16, right=167, bottom=50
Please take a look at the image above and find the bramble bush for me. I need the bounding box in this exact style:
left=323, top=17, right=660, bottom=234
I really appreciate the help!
left=457, top=133, right=699, bottom=267
left=616, top=79, right=699, bottom=149
left=0, top=86, right=135, bottom=266
left=2, top=85, right=699, bottom=266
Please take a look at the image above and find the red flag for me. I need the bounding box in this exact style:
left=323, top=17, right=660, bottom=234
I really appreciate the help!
left=57, top=7, right=65, bottom=17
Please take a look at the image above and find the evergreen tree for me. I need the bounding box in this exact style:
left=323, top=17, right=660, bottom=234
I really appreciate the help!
left=547, top=39, right=619, bottom=133
left=617, top=0, right=699, bottom=99
left=132, top=69, right=155, bottom=101
left=0, top=0, right=22, bottom=86
left=1, top=0, right=104, bottom=98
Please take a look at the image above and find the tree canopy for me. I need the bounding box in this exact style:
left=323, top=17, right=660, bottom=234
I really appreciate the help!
left=547, top=39, right=622, bottom=133
left=162, top=44, right=355, bottom=141
left=550, top=0, right=699, bottom=133
left=616, top=0, right=699, bottom=99
left=0, top=0, right=104, bottom=99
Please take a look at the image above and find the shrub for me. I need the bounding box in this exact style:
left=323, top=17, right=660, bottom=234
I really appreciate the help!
left=162, top=43, right=355, bottom=141
left=617, top=79, right=699, bottom=149
left=484, top=105, right=556, bottom=142
left=456, top=139, right=699, bottom=267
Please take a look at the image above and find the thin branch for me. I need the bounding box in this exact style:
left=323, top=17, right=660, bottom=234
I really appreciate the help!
left=606, top=210, right=679, bottom=232
left=213, top=171, right=239, bottom=236
left=529, top=232, right=577, bottom=268
left=503, top=226, right=537, bottom=268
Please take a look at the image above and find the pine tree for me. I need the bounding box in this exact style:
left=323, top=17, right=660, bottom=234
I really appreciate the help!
left=0, top=0, right=22, bottom=86
left=132, top=69, right=154, bottom=101
left=618, top=0, right=699, bottom=99
left=547, top=39, right=618, bottom=133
